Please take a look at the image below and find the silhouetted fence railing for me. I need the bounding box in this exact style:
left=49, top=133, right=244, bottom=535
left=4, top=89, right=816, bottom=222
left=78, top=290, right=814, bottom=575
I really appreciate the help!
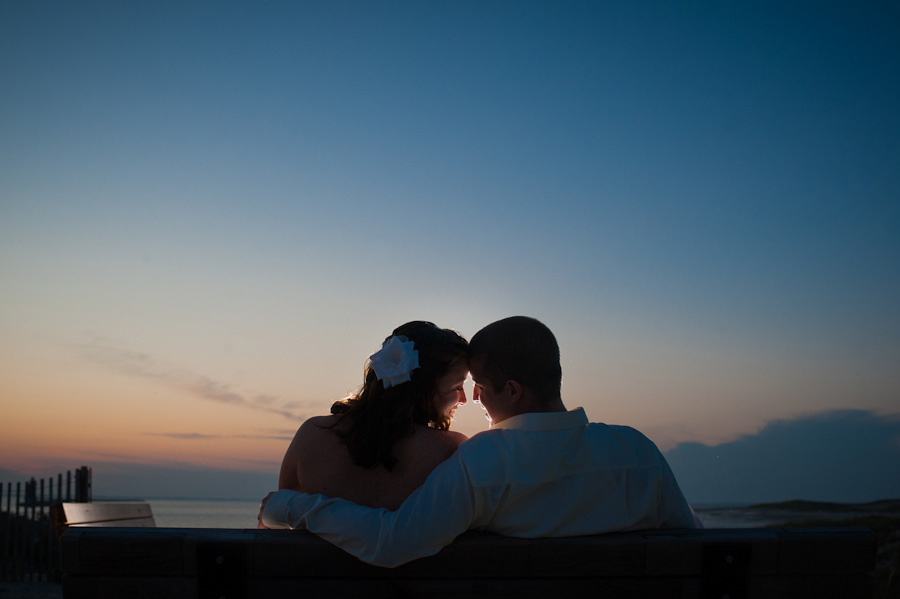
left=0, top=466, right=92, bottom=582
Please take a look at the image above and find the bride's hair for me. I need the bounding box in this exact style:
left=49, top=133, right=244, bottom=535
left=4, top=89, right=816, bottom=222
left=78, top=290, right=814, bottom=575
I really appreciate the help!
left=330, top=321, right=468, bottom=471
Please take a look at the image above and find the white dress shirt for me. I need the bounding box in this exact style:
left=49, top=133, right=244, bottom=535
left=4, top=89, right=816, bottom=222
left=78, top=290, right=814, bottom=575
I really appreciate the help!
left=263, top=407, right=698, bottom=567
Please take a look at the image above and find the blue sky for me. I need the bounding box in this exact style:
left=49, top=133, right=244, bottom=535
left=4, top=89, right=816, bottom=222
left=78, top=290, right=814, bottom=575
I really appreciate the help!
left=1, top=1, right=898, bottom=503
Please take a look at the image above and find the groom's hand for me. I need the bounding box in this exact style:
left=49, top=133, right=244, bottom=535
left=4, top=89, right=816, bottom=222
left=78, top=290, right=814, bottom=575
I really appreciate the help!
left=257, top=491, right=275, bottom=529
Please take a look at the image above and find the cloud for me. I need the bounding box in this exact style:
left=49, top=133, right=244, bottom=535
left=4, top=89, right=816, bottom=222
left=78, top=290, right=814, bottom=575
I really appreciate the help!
left=184, top=377, right=244, bottom=405
left=264, top=428, right=299, bottom=437
left=78, top=337, right=312, bottom=422
left=145, top=431, right=295, bottom=441
left=77, top=450, right=142, bottom=463
left=145, top=433, right=224, bottom=440
left=664, top=409, right=900, bottom=505
left=236, top=433, right=295, bottom=441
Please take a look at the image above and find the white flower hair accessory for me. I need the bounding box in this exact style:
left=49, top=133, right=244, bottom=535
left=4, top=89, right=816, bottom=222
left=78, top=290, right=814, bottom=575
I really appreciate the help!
left=369, top=335, right=419, bottom=388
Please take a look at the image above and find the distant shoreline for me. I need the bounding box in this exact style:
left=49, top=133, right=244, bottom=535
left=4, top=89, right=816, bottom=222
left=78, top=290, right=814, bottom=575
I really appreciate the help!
left=695, top=497, right=900, bottom=528
left=748, top=498, right=900, bottom=512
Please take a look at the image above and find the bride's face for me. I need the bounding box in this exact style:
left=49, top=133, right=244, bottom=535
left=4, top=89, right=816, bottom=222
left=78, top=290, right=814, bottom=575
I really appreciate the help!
left=432, top=359, right=469, bottom=421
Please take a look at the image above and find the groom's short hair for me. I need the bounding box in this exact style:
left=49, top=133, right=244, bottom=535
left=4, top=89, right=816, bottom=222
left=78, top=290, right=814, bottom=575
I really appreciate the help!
left=469, top=316, right=562, bottom=401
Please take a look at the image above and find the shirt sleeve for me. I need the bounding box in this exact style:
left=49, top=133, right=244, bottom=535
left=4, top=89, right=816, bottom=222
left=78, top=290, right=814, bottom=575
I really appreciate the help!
left=656, top=452, right=701, bottom=528
left=261, top=450, right=480, bottom=567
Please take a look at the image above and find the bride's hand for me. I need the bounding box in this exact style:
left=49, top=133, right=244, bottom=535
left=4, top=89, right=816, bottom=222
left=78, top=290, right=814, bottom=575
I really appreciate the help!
left=257, top=491, right=275, bottom=529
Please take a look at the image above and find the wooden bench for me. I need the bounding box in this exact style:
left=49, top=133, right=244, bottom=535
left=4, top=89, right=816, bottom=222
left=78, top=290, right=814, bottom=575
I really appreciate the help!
left=50, top=502, right=155, bottom=539
left=59, top=526, right=876, bottom=598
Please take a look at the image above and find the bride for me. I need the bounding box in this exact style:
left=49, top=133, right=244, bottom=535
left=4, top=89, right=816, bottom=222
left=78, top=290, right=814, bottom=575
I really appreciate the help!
left=275, top=321, right=469, bottom=510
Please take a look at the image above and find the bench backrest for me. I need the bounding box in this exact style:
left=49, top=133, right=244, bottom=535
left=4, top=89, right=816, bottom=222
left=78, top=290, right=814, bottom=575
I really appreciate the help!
left=59, top=526, right=876, bottom=599
left=50, top=502, right=155, bottom=538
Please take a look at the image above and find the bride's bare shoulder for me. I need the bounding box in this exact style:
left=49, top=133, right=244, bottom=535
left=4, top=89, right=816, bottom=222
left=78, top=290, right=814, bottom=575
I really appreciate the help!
left=442, top=428, right=468, bottom=446
left=412, top=425, right=467, bottom=454
left=301, top=414, right=340, bottom=428
left=294, top=414, right=342, bottom=443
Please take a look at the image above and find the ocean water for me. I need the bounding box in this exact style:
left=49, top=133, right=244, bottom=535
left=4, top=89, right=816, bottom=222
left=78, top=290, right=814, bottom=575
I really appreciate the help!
left=149, top=498, right=262, bottom=528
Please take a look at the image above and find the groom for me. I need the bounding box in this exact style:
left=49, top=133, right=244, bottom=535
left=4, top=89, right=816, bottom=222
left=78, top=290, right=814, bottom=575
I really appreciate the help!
left=260, top=316, right=699, bottom=567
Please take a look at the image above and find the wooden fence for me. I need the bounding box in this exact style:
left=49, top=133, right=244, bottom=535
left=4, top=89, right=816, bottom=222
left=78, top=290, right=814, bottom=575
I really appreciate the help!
left=0, top=466, right=92, bottom=582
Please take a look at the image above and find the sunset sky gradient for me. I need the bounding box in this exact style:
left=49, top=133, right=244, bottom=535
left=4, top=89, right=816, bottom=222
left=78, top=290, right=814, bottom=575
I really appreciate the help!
left=2, top=1, right=898, bottom=503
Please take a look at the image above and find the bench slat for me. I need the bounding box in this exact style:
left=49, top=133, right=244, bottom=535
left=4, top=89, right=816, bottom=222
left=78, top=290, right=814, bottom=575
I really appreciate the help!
left=52, top=502, right=154, bottom=526
left=60, top=527, right=877, bottom=599
left=50, top=502, right=156, bottom=540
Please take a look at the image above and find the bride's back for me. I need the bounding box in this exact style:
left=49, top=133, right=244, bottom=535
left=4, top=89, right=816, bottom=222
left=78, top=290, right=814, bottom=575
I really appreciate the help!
left=279, top=414, right=466, bottom=510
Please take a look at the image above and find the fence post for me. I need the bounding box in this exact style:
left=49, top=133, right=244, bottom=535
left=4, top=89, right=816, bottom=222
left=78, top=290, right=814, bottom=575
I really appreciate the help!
left=1, top=482, right=6, bottom=581
left=74, top=466, right=92, bottom=503
left=26, top=480, right=33, bottom=582
left=45, top=477, right=52, bottom=581
left=15, top=481, right=21, bottom=581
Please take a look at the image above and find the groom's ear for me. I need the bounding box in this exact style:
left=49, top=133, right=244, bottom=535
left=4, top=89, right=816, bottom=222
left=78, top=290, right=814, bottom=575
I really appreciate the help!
left=505, top=379, right=523, bottom=402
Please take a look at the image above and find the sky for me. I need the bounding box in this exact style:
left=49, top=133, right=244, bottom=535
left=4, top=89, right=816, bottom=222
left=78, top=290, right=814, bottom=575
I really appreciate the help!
left=1, top=1, right=898, bottom=505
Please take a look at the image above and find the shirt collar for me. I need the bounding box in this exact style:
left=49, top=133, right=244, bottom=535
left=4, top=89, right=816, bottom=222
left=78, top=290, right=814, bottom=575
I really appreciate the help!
left=491, top=407, right=589, bottom=432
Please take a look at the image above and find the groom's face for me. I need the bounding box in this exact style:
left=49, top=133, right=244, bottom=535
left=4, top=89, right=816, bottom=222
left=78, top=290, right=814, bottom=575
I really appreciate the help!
left=469, top=358, right=510, bottom=424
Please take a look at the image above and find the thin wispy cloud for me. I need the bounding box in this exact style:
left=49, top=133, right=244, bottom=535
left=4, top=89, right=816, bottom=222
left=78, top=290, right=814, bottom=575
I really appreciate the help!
left=262, top=428, right=299, bottom=437
left=78, top=449, right=153, bottom=464
left=145, top=433, right=224, bottom=440
left=236, top=433, right=296, bottom=441
left=145, top=432, right=295, bottom=441
left=79, top=336, right=312, bottom=422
